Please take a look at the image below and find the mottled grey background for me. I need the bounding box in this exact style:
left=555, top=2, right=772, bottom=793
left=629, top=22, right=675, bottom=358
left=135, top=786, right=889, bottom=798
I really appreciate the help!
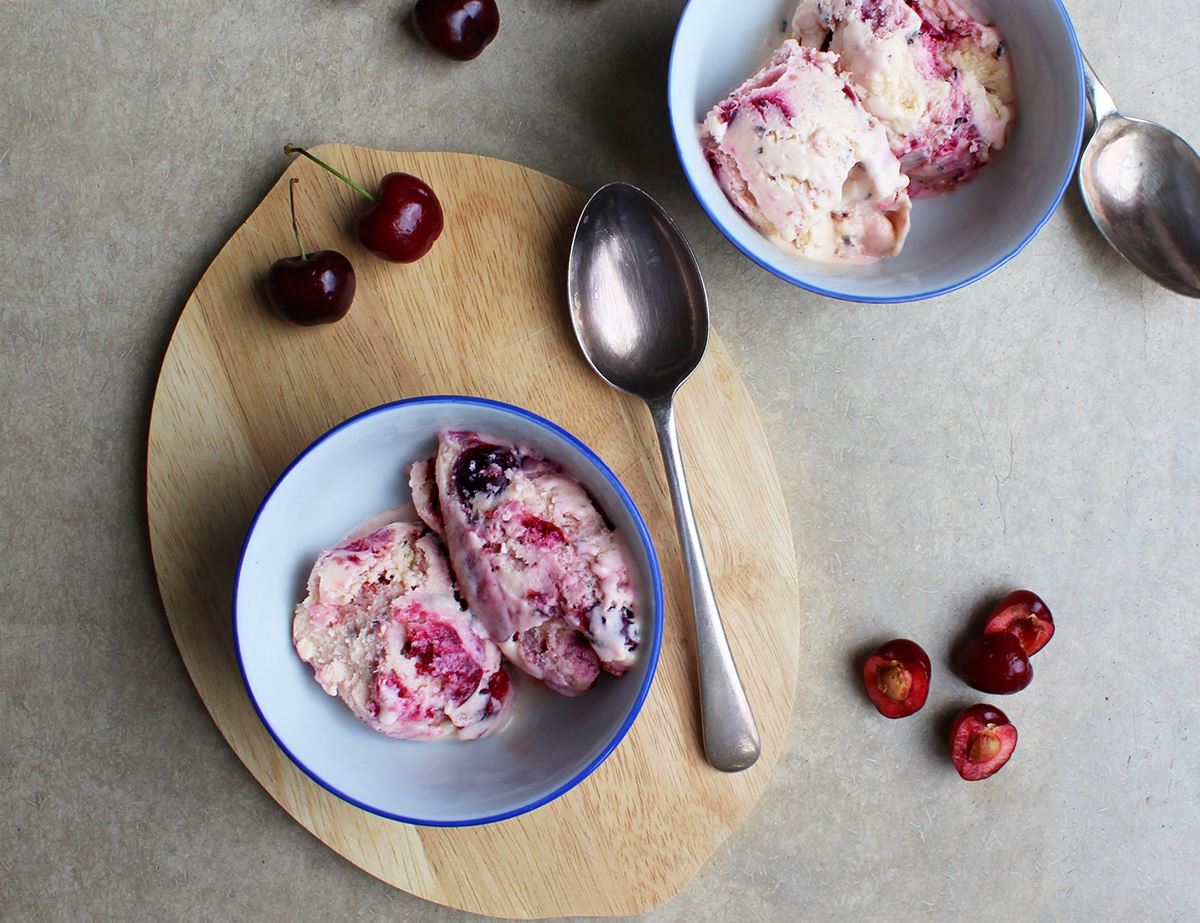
left=2, top=1, right=1198, bottom=920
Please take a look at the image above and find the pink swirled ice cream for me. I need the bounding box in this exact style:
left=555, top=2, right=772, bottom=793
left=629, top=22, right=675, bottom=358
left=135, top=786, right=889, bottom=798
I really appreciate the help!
left=410, top=431, right=640, bottom=697
left=791, top=0, right=1015, bottom=196
left=702, top=41, right=911, bottom=263
left=700, top=0, right=1016, bottom=262
left=292, top=522, right=513, bottom=740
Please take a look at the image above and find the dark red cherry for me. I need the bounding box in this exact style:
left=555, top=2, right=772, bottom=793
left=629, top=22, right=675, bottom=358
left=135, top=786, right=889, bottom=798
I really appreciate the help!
left=984, top=589, right=1055, bottom=656
left=957, top=632, right=1032, bottom=694
left=452, top=444, right=518, bottom=502
left=266, top=179, right=355, bottom=326
left=861, top=638, right=931, bottom=718
left=356, top=172, right=444, bottom=263
left=413, top=0, right=500, bottom=61
left=285, top=145, right=444, bottom=264
left=267, top=251, right=355, bottom=326
left=949, top=704, right=1017, bottom=781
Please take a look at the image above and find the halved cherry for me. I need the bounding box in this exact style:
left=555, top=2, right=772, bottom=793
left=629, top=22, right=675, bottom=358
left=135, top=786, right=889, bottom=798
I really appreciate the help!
left=957, top=632, right=1032, bottom=694
left=950, top=704, right=1017, bottom=780
left=862, top=639, right=931, bottom=718
left=985, top=589, right=1054, bottom=656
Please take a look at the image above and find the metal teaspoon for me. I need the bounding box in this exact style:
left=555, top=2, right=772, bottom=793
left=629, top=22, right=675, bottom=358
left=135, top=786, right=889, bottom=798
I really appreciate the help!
left=568, top=182, right=761, bottom=772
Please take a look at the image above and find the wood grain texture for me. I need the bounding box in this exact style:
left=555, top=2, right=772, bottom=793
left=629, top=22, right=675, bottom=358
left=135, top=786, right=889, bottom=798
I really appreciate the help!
left=146, top=146, right=800, bottom=918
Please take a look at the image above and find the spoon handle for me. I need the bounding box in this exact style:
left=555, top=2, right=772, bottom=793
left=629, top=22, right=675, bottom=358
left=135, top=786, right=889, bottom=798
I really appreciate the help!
left=650, top=398, right=762, bottom=772
left=1082, top=54, right=1117, bottom=123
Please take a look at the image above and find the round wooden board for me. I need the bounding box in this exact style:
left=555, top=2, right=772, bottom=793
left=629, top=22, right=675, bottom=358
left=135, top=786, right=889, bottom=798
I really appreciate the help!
left=147, top=146, right=800, bottom=919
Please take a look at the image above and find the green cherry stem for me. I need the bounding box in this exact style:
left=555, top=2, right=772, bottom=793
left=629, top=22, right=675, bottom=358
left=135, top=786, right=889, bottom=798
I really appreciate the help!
left=288, top=178, right=307, bottom=261
left=284, top=144, right=378, bottom=204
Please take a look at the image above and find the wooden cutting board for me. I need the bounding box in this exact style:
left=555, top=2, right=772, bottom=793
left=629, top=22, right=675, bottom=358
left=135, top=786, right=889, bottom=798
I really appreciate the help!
left=146, top=146, right=800, bottom=918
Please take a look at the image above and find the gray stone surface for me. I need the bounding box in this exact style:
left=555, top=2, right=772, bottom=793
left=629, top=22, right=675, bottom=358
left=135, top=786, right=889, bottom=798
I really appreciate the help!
left=2, top=0, right=1198, bottom=920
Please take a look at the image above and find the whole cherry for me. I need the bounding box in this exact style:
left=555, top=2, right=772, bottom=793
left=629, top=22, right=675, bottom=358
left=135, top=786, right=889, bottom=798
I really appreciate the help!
left=285, top=145, right=444, bottom=263
left=413, top=0, right=500, bottom=61
left=949, top=704, right=1018, bottom=781
left=862, top=638, right=931, bottom=718
left=984, top=589, right=1055, bottom=656
left=266, top=179, right=356, bottom=326
left=957, top=631, right=1032, bottom=695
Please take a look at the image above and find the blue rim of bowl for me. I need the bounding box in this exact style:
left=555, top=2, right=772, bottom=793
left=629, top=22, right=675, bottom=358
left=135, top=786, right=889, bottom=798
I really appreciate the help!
left=232, top=395, right=665, bottom=827
left=667, top=0, right=1087, bottom=304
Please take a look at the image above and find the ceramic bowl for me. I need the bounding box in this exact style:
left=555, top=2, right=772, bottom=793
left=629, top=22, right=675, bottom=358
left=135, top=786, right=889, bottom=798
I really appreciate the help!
left=234, top=396, right=663, bottom=826
left=668, top=0, right=1086, bottom=302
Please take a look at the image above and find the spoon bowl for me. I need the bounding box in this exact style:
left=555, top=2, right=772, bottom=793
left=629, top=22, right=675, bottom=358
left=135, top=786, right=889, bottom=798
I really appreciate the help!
left=568, top=184, right=708, bottom=401
left=1080, top=60, right=1200, bottom=298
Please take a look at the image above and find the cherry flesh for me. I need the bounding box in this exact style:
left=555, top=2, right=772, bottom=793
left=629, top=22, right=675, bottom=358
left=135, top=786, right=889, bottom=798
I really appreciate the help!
left=985, top=589, right=1055, bottom=656
left=862, top=638, right=931, bottom=718
left=949, top=704, right=1018, bottom=781
left=266, top=179, right=355, bottom=326
left=958, top=631, right=1032, bottom=694
left=285, top=145, right=444, bottom=263
left=413, top=0, right=500, bottom=61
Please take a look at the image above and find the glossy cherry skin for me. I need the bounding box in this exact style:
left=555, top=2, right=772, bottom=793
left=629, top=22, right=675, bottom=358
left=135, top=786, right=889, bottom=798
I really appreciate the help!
left=413, top=0, right=500, bottom=61
left=266, top=250, right=356, bottom=326
left=985, top=589, right=1055, bottom=656
left=357, top=172, right=444, bottom=263
left=862, top=638, right=931, bottom=718
left=949, top=704, right=1018, bottom=781
left=958, top=632, right=1032, bottom=694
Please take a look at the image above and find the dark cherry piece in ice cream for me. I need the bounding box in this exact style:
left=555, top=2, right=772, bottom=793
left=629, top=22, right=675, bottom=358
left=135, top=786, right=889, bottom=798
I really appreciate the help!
left=452, top=443, right=518, bottom=502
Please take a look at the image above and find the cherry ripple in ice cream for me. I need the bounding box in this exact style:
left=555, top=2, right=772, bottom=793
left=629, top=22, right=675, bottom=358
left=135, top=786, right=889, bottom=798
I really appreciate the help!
left=700, top=0, right=1016, bottom=262
left=411, top=431, right=640, bottom=696
left=292, top=522, right=513, bottom=740
left=791, top=0, right=1016, bottom=196
left=702, top=41, right=911, bottom=263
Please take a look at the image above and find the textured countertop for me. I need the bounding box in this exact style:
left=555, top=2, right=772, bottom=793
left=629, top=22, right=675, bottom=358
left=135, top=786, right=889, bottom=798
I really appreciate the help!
left=3, top=1, right=1198, bottom=920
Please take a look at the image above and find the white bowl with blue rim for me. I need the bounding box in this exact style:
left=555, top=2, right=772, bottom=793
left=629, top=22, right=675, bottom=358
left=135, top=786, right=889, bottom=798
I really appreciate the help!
left=669, top=0, right=1086, bottom=303
left=234, top=396, right=663, bottom=826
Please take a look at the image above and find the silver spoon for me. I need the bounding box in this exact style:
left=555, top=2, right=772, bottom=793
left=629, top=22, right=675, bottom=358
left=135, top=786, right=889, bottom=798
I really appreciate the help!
left=568, top=182, right=761, bottom=773
left=1080, top=56, right=1200, bottom=298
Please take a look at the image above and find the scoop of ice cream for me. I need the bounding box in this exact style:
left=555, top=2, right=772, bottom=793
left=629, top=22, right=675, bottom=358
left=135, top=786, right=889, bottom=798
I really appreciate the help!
left=791, top=1, right=929, bottom=137
left=411, top=431, right=640, bottom=696
left=791, top=0, right=1016, bottom=196
left=292, top=522, right=513, bottom=740
left=700, top=41, right=911, bottom=263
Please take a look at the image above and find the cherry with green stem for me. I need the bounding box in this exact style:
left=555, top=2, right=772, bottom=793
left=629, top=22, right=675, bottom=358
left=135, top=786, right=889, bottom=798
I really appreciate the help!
left=266, top=178, right=356, bottom=326
left=284, top=144, right=444, bottom=263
